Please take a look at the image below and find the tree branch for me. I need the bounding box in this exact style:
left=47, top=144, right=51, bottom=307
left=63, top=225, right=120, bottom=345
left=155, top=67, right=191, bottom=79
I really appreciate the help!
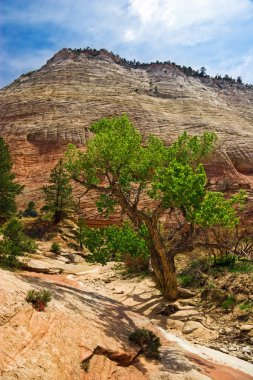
left=151, top=202, right=165, bottom=225
left=73, top=177, right=111, bottom=194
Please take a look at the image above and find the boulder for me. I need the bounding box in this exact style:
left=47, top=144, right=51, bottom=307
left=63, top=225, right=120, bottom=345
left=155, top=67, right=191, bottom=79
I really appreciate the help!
left=169, top=309, right=202, bottom=321
left=240, top=324, right=253, bottom=332
left=182, top=321, right=202, bottom=334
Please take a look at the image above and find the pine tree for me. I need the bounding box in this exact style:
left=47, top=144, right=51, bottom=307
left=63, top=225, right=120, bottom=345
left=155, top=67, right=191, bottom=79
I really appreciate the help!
left=0, top=136, right=23, bottom=220
left=42, top=159, right=73, bottom=223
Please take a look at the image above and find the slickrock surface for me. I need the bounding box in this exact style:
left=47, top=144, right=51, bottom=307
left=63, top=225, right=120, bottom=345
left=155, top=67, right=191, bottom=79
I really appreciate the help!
left=0, top=269, right=147, bottom=380
left=1, top=268, right=253, bottom=380
left=0, top=48, right=253, bottom=220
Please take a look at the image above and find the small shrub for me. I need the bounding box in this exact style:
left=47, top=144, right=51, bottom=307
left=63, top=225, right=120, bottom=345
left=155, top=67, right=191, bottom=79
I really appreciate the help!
left=26, top=289, right=52, bottom=311
left=239, top=300, right=253, bottom=311
left=51, top=242, right=60, bottom=254
left=23, top=201, right=38, bottom=217
left=212, top=254, right=237, bottom=268
left=229, top=260, right=253, bottom=273
left=178, top=273, right=194, bottom=288
left=129, top=328, right=161, bottom=359
left=221, top=295, right=236, bottom=311
left=80, top=358, right=90, bottom=372
left=177, top=257, right=209, bottom=288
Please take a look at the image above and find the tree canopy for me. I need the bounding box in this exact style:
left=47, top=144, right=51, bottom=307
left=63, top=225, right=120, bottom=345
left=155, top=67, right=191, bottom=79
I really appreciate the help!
left=0, top=218, right=37, bottom=266
left=0, top=136, right=23, bottom=220
left=66, top=114, right=245, bottom=299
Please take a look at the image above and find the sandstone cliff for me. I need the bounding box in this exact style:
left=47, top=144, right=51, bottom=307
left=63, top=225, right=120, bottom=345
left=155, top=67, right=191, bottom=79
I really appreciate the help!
left=0, top=48, right=252, bottom=221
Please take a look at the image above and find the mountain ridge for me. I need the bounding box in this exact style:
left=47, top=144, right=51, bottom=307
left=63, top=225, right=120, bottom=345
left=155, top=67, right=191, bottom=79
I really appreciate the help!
left=0, top=48, right=252, bottom=219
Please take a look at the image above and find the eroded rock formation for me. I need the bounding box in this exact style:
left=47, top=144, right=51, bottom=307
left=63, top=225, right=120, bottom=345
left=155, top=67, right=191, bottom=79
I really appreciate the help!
left=0, top=48, right=252, bottom=222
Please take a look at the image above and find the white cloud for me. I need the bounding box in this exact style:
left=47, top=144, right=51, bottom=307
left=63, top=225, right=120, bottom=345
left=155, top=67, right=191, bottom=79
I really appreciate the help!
left=1, top=0, right=253, bottom=85
left=123, top=30, right=136, bottom=42
left=212, top=50, right=253, bottom=84
left=127, top=0, right=253, bottom=45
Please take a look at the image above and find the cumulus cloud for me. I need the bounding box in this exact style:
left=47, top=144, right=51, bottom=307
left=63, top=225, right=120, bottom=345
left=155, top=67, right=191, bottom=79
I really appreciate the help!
left=127, top=0, right=253, bottom=45
left=1, top=0, right=253, bottom=86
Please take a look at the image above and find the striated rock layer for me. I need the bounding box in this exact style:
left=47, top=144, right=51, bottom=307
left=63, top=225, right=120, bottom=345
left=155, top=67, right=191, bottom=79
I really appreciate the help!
left=0, top=48, right=253, bottom=221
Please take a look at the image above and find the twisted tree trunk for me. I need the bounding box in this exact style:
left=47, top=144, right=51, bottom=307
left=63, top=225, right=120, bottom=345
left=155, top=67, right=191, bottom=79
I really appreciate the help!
left=150, top=247, right=178, bottom=300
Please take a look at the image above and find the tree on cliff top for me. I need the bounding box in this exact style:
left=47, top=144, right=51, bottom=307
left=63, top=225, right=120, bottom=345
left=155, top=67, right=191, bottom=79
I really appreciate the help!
left=0, top=136, right=23, bottom=220
left=42, top=159, right=73, bottom=224
left=65, top=114, right=245, bottom=300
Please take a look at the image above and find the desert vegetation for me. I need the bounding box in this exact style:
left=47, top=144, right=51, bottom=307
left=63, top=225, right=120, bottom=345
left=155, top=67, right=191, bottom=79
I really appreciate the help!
left=26, top=289, right=52, bottom=311
left=0, top=116, right=252, bottom=377
left=65, top=114, right=246, bottom=300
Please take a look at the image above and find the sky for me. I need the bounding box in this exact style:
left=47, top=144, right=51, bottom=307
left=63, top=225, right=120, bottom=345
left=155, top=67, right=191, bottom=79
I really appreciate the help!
left=1, top=0, right=253, bottom=88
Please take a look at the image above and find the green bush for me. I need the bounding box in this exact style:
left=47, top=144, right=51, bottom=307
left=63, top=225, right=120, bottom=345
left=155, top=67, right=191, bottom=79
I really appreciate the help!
left=129, top=328, right=161, bottom=359
left=239, top=300, right=253, bottom=311
left=80, top=359, right=90, bottom=372
left=221, top=295, right=236, bottom=311
left=80, top=222, right=150, bottom=266
left=229, top=260, right=253, bottom=273
left=177, top=257, right=209, bottom=288
left=212, top=253, right=237, bottom=268
left=178, top=273, right=195, bottom=288
left=23, top=201, right=38, bottom=217
left=0, top=218, right=37, bottom=267
left=51, top=242, right=60, bottom=254
left=26, top=289, right=52, bottom=311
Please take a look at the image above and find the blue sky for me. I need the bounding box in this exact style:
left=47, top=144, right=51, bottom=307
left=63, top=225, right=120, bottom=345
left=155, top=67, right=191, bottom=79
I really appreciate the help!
left=1, top=0, right=253, bottom=88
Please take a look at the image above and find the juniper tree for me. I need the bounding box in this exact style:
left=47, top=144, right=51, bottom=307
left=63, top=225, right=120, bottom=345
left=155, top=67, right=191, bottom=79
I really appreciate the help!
left=66, top=114, right=245, bottom=300
left=42, top=159, right=73, bottom=223
left=0, top=218, right=37, bottom=266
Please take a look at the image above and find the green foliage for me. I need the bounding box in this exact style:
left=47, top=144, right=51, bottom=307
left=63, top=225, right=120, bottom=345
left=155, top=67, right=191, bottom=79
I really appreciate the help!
left=96, top=195, right=117, bottom=217
left=80, top=359, right=90, bottom=372
left=0, top=218, right=37, bottom=266
left=26, top=289, right=52, bottom=311
left=228, top=260, right=253, bottom=273
left=239, top=300, right=253, bottom=311
left=177, top=273, right=195, bottom=288
left=221, top=295, right=236, bottom=311
left=50, top=241, right=60, bottom=254
left=74, top=216, right=86, bottom=249
left=212, top=253, right=237, bottom=268
left=42, top=159, right=73, bottom=223
left=65, top=115, right=239, bottom=229
left=195, top=190, right=246, bottom=228
left=0, top=136, right=23, bottom=219
left=129, top=328, right=161, bottom=359
left=82, top=222, right=149, bottom=265
left=23, top=201, right=38, bottom=217
left=65, top=114, right=244, bottom=299
left=151, top=160, right=206, bottom=217
left=177, top=257, right=209, bottom=288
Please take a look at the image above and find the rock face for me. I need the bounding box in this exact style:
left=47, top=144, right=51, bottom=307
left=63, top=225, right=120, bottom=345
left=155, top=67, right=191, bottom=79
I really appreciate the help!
left=1, top=269, right=252, bottom=380
left=0, top=269, right=147, bottom=380
left=0, top=48, right=253, bottom=222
